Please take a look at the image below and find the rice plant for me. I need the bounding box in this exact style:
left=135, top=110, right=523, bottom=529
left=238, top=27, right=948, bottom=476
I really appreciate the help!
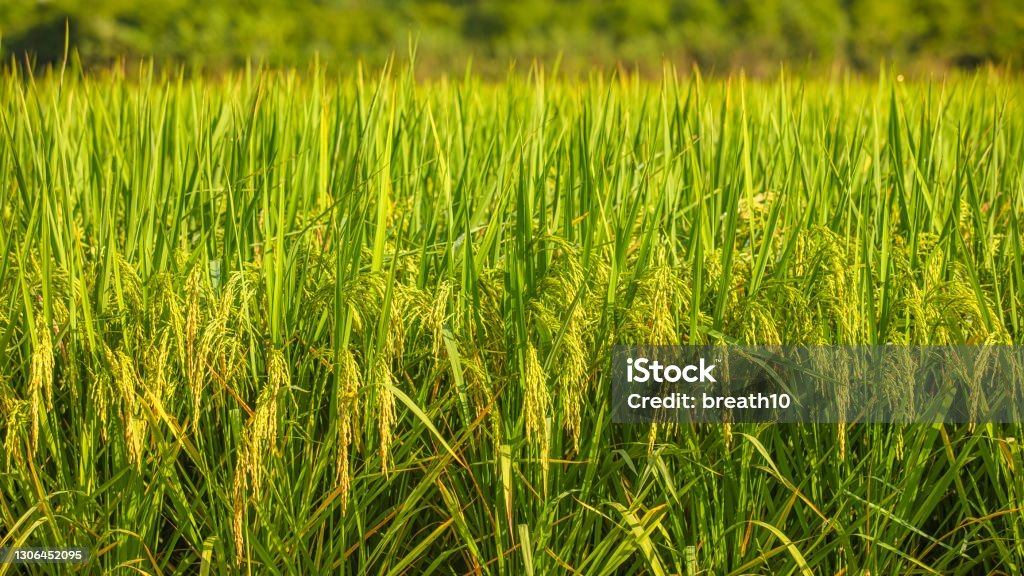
left=1, top=61, right=1023, bottom=574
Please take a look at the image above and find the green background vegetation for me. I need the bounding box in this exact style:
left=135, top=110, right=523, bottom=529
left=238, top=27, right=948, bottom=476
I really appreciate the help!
left=1, top=63, right=1024, bottom=573
left=2, top=0, right=1024, bottom=73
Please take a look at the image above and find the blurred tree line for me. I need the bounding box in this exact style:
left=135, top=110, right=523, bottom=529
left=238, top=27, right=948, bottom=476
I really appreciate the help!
left=2, top=0, right=1023, bottom=73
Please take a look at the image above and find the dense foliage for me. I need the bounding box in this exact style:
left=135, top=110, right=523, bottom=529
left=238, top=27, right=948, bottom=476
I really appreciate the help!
left=1, top=63, right=1024, bottom=573
left=3, top=0, right=1024, bottom=73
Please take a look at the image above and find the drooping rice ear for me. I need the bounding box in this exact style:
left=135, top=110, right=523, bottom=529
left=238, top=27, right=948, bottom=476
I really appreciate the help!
left=232, top=439, right=252, bottom=564
left=184, top=264, right=205, bottom=425
left=559, top=317, right=588, bottom=452
left=523, top=342, right=550, bottom=469
left=372, top=348, right=397, bottom=476
left=113, top=351, right=145, bottom=468
left=336, top=348, right=362, bottom=511
left=255, top=346, right=289, bottom=494
left=28, top=313, right=54, bottom=453
left=0, top=379, right=28, bottom=470
left=427, top=280, right=453, bottom=361
left=810, top=345, right=849, bottom=460
left=232, top=344, right=290, bottom=563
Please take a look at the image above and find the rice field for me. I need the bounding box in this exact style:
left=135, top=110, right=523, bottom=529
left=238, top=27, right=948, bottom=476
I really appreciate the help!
left=1, top=63, right=1024, bottom=573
